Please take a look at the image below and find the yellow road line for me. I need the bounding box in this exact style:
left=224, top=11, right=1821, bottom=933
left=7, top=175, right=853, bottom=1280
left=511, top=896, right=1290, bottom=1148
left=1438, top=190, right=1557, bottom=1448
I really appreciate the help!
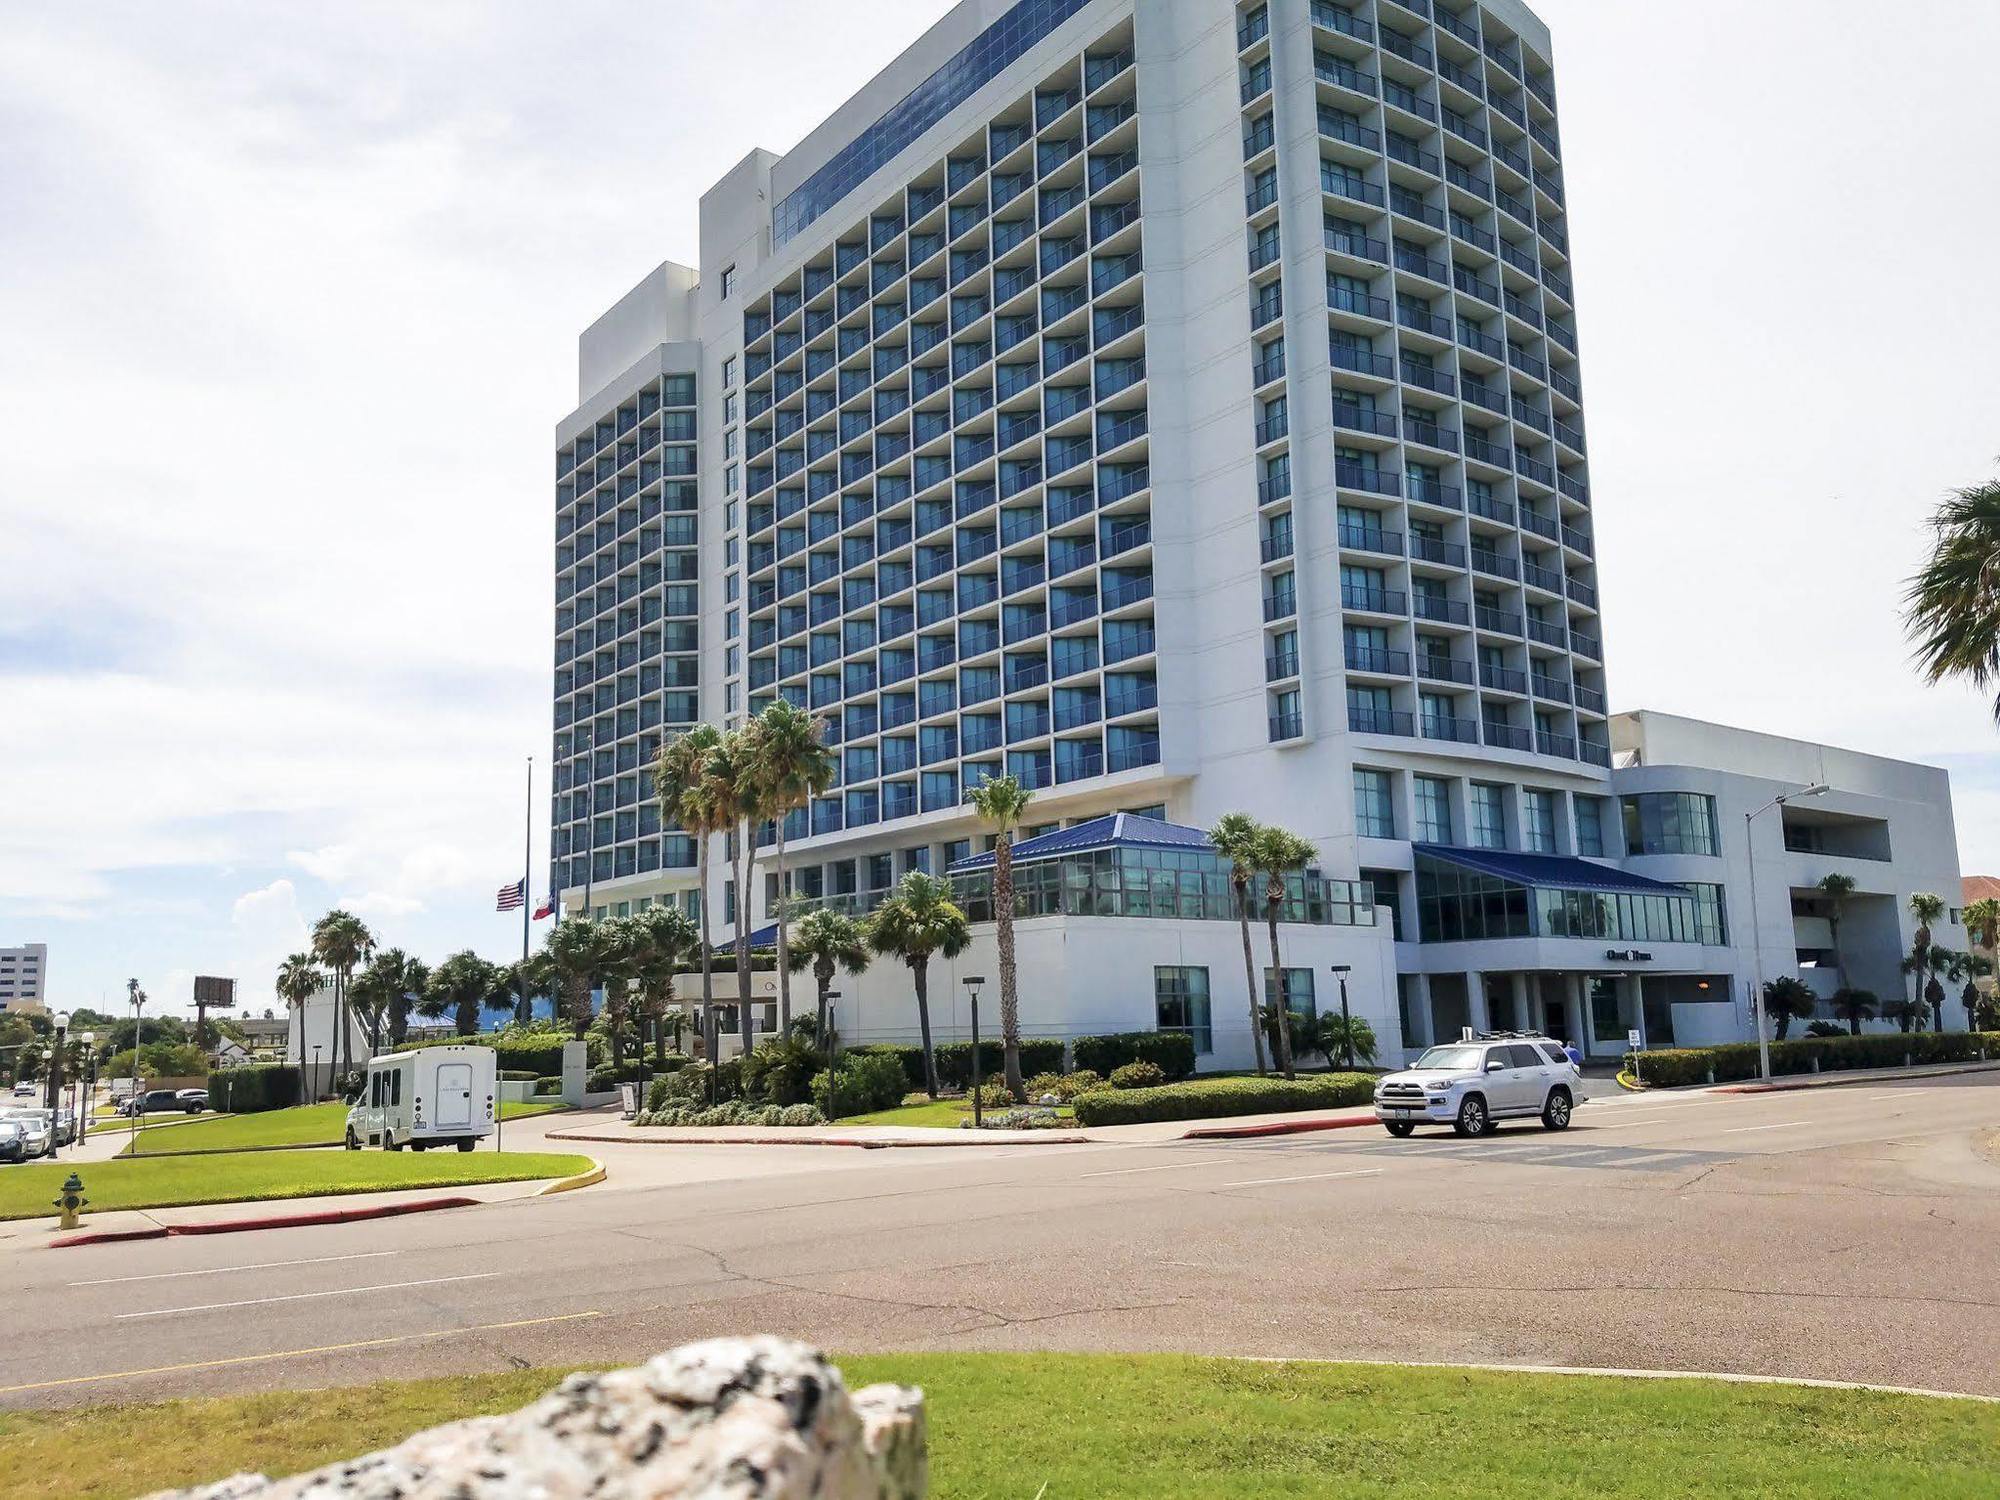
left=0, top=1311, right=604, bottom=1396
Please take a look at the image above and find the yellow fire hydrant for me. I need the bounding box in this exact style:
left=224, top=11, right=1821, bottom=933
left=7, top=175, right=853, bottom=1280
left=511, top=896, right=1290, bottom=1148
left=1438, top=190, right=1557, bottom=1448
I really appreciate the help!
left=54, top=1173, right=86, bottom=1230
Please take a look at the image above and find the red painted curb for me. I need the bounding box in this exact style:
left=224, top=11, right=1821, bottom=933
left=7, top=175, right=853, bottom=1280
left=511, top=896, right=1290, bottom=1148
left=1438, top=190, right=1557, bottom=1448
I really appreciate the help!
left=48, top=1226, right=169, bottom=1248
left=165, top=1196, right=483, bottom=1236
left=1181, top=1114, right=1378, bottom=1140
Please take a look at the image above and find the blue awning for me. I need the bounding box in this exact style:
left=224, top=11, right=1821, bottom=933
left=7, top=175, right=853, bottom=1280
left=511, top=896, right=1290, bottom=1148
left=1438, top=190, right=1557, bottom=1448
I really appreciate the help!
left=1414, top=844, right=1694, bottom=896
left=947, top=812, right=1213, bottom=874
left=711, top=922, right=778, bottom=954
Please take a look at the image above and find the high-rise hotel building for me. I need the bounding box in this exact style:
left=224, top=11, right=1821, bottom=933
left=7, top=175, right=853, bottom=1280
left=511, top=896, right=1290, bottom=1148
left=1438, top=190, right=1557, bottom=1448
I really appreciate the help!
left=554, top=0, right=1967, bottom=1064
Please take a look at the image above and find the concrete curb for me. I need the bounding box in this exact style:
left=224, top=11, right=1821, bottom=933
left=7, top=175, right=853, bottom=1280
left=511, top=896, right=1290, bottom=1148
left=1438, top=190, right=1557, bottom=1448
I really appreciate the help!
left=48, top=1194, right=484, bottom=1248
left=536, top=1158, right=606, bottom=1194
left=1713, top=1059, right=2000, bottom=1094
left=549, top=1129, right=1089, bottom=1150
left=1180, top=1113, right=1378, bottom=1140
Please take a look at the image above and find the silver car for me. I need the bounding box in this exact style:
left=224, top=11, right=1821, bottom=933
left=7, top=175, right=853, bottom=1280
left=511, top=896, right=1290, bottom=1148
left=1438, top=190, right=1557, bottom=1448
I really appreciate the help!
left=0, top=1120, right=26, bottom=1164
left=1374, top=1035, right=1587, bottom=1138
left=1, top=1112, right=50, bottom=1157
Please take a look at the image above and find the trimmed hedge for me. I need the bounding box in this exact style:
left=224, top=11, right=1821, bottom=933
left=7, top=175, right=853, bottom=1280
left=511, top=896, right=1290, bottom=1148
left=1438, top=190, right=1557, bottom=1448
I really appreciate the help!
left=852, top=1039, right=1067, bottom=1093
left=813, top=1052, right=909, bottom=1116
left=1071, top=1072, right=1375, bottom=1127
left=1073, top=1031, right=1197, bottom=1083
left=392, top=1033, right=605, bottom=1075
left=206, top=1065, right=300, bottom=1114
left=1632, top=1030, right=2000, bottom=1088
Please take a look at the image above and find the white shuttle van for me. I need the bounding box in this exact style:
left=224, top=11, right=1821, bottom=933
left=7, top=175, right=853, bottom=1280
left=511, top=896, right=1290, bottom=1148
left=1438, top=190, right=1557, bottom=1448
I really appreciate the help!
left=343, top=1046, right=497, bottom=1152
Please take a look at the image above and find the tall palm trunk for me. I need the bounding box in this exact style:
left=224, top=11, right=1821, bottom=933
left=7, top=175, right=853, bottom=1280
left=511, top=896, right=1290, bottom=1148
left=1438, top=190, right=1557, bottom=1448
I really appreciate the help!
left=816, top=957, right=834, bottom=1039
left=994, top=832, right=1023, bottom=1099
left=912, top=959, right=939, bottom=1097
left=1263, top=884, right=1295, bottom=1080
left=696, top=830, right=714, bottom=1061
left=1234, top=875, right=1269, bottom=1075
left=292, top=1001, right=306, bottom=1103
left=773, top=817, right=793, bottom=1031
left=734, top=822, right=754, bottom=1056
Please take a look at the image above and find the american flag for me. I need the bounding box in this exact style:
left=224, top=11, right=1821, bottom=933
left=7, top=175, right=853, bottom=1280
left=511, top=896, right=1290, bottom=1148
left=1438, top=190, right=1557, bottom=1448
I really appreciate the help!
left=533, top=895, right=555, bottom=920
left=496, top=879, right=526, bottom=912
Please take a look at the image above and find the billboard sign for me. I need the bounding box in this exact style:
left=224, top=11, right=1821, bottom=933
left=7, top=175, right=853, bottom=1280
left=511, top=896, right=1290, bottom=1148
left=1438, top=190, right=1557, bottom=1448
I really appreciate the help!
left=193, top=975, right=237, bottom=1009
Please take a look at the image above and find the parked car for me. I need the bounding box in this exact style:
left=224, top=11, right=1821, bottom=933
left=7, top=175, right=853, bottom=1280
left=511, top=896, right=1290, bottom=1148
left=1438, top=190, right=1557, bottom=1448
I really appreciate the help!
left=133, top=1088, right=203, bottom=1116
left=5, top=1108, right=77, bottom=1147
left=3, top=1113, right=50, bottom=1156
left=0, top=1120, right=27, bottom=1163
left=10, top=1082, right=37, bottom=1100
left=176, top=1089, right=209, bottom=1111
left=1374, top=1034, right=1587, bottom=1138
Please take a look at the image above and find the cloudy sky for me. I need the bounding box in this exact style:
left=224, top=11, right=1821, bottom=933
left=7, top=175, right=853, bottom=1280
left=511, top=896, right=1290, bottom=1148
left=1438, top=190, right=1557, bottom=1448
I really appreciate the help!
left=3, top=0, right=1996, bottom=1018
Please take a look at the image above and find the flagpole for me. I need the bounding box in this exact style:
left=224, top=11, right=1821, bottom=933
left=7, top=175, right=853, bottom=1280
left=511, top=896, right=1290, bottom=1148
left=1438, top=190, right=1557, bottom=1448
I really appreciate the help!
left=521, top=756, right=533, bottom=1024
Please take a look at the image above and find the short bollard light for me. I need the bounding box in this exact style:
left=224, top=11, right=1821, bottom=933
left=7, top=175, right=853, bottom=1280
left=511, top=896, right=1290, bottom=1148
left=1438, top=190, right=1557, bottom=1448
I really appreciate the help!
left=55, top=1173, right=87, bottom=1230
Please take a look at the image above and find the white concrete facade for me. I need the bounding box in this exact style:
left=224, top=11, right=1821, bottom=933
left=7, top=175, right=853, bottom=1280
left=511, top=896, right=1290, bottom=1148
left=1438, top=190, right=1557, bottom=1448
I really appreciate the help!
left=0, top=943, right=48, bottom=1012
left=548, top=0, right=1967, bottom=1070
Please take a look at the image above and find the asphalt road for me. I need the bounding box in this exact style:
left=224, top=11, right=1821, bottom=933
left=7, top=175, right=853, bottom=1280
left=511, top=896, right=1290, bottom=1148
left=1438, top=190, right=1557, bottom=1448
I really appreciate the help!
left=3, top=1075, right=1996, bottom=1409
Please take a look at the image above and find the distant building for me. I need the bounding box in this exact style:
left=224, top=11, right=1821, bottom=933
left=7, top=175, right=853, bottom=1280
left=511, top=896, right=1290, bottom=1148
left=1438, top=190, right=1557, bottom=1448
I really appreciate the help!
left=1965, top=874, right=1999, bottom=1000
left=0, top=944, right=47, bottom=1012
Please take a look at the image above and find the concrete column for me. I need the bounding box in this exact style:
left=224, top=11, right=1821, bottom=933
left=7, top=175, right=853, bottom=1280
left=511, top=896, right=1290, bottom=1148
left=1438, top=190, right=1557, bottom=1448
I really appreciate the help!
left=1465, top=970, right=1490, bottom=1035
left=1566, top=973, right=1590, bottom=1053
left=1410, top=974, right=1434, bottom=1049
left=1509, top=972, right=1532, bottom=1031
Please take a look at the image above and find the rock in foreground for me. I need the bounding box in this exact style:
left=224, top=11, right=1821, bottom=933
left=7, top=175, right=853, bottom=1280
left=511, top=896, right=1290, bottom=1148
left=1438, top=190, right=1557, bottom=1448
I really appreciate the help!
left=144, top=1336, right=925, bottom=1499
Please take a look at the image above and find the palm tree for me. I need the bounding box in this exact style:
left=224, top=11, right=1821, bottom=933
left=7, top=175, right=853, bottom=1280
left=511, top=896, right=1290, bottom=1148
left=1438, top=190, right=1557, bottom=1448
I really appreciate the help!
left=1965, top=896, right=1999, bottom=958
left=705, top=727, right=765, bottom=1057
left=629, top=903, right=698, bottom=1064
left=1830, top=987, right=1878, bottom=1037
left=1907, top=892, right=1947, bottom=1032
left=787, top=907, right=871, bottom=1042
left=543, top=919, right=612, bottom=1041
left=1760, top=976, right=1816, bottom=1041
left=274, top=953, right=325, bottom=1102
left=655, top=724, right=724, bottom=1056
left=310, top=910, right=374, bottom=1082
left=1904, top=477, right=2000, bottom=720
left=1248, top=824, right=1318, bottom=1080
left=867, top=871, right=971, bottom=1097
left=1883, top=992, right=1926, bottom=1034
left=426, top=951, right=500, bottom=1038
left=1816, top=873, right=1857, bottom=991
left=351, top=948, right=425, bottom=1049
left=1207, top=812, right=1271, bottom=1077
left=966, top=772, right=1035, bottom=1099
left=746, top=701, right=836, bottom=1031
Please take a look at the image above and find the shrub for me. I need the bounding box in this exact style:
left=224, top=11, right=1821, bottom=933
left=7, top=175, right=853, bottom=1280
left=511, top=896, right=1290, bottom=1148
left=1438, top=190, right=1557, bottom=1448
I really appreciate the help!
left=1025, top=1069, right=1102, bottom=1103
left=848, top=1038, right=1067, bottom=1092
left=647, top=1058, right=744, bottom=1110
left=1630, top=1030, right=2000, bottom=1087
left=779, top=1103, right=825, bottom=1127
left=1071, top=1072, right=1376, bottom=1127
left=975, top=1107, right=1070, bottom=1131
left=1073, top=1031, right=1197, bottom=1082
left=392, top=1034, right=582, bottom=1076
left=741, top=1035, right=821, bottom=1105
left=498, top=1069, right=538, bottom=1082
left=1803, top=1021, right=1848, bottom=1039
left=812, top=1052, right=907, bottom=1117
left=206, top=1065, right=299, bottom=1114
left=1109, top=1060, right=1166, bottom=1090
left=971, top=1080, right=1013, bottom=1108
left=533, top=1074, right=562, bottom=1095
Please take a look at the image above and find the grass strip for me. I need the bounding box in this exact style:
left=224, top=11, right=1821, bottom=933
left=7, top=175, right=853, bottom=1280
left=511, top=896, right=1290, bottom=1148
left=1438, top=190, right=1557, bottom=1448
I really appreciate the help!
left=119, top=1100, right=568, bottom=1156
left=0, top=1149, right=591, bottom=1220
left=0, top=1354, right=1993, bottom=1498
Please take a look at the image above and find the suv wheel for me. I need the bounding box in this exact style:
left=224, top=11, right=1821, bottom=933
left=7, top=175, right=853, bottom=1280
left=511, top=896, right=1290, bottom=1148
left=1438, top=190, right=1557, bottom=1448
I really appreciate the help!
left=344, top=1129, right=360, bottom=1152
left=1541, top=1088, right=1573, bottom=1131
left=1453, top=1094, right=1489, bottom=1137
left=1383, top=1121, right=1415, bottom=1138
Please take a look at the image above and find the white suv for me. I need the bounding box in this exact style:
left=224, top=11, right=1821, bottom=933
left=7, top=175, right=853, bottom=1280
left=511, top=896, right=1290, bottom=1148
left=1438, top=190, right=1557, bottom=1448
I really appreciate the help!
left=1374, top=1035, right=1586, bottom=1138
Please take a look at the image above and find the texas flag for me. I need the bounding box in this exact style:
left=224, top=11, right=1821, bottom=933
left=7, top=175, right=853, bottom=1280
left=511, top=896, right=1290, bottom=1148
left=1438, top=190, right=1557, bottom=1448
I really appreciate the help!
left=533, top=895, right=556, bottom=921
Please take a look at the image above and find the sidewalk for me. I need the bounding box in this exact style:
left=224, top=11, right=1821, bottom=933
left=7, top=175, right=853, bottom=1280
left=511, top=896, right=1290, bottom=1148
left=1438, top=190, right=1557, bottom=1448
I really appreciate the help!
left=1707, top=1058, right=2000, bottom=1095
left=547, top=1106, right=1382, bottom=1150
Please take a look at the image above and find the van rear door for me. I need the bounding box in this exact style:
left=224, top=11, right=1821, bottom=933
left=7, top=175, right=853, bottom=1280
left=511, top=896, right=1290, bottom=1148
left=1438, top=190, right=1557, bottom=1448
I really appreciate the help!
left=434, top=1062, right=473, bottom=1129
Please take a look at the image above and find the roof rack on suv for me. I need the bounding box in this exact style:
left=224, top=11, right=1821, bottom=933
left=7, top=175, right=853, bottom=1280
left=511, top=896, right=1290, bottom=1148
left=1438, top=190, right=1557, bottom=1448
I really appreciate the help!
left=1471, top=1029, right=1553, bottom=1041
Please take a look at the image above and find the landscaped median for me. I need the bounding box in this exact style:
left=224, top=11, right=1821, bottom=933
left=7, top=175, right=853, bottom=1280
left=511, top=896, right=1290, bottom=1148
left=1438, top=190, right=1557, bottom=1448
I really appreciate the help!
left=1070, top=1072, right=1377, bottom=1126
left=0, top=1149, right=594, bottom=1221
left=1630, top=1030, right=2000, bottom=1088
left=1, top=1352, right=1994, bottom=1499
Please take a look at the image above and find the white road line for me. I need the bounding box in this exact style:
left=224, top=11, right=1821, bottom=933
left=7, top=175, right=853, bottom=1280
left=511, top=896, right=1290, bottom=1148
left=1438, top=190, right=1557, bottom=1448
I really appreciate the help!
left=1221, top=1167, right=1385, bottom=1189
left=1720, top=1121, right=1805, bottom=1134
left=70, top=1251, right=399, bottom=1289
left=116, top=1272, right=501, bottom=1321
left=1080, top=1159, right=1219, bottom=1179
left=1580, top=1116, right=1681, bottom=1131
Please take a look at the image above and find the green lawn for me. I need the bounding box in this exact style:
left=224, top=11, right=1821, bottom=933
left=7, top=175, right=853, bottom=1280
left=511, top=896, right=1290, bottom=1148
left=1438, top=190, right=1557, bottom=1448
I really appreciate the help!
left=0, top=1149, right=592, bottom=1221
left=0, top=1354, right=1993, bottom=1498
left=119, top=1100, right=568, bottom=1156
left=836, top=1097, right=1076, bottom=1128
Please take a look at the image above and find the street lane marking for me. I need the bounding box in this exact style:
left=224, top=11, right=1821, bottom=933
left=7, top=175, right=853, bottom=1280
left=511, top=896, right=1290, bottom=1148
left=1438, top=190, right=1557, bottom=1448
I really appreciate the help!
left=117, top=1272, right=501, bottom=1320
left=1582, top=1115, right=1681, bottom=1131
left=1221, top=1168, right=1385, bottom=1188
left=1081, top=1160, right=1221, bottom=1179
left=0, top=1312, right=605, bottom=1396
left=1721, top=1121, right=1804, bottom=1134
left=71, top=1251, right=399, bottom=1288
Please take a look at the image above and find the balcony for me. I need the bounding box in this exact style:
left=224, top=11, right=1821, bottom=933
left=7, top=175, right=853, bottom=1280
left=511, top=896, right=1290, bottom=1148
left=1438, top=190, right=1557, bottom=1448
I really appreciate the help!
left=1484, top=721, right=1533, bottom=752
left=1107, top=738, right=1162, bottom=772
left=1526, top=618, right=1568, bottom=649
left=1349, top=706, right=1415, bottom=736
left=1575, top=685, right=1606, bottom=714
left=1335, top=460, right=1400, bottom=496
left=1413, top=594, right=1470, bottom=626
left=1470, top=547, right=1517, bottom=580
left=1422, top=714, right=1480, bottom=744
left=1338, top=522, right=1402, bottom=555
left=1269, top=711, right=1305, bottom=741
left=1418, top=654, right=1475, bottom=686
left=1263, top=589, right=1298, bottom=622
left=1333, top=401, right=1399, bottom=438
left=1266, top=648, right=1301, bottom=681
left=1342, top=584, right=1406, bottom=614
left=1346, top=644, right=1410, bottom=675
left=1537, top=729, right=1577, bottom=759
left=1530, top=673, right=1571, bottom=702
left=1480, top=662, right=1527, bottom=693
left=1409, top=534, right=1465, bottom=567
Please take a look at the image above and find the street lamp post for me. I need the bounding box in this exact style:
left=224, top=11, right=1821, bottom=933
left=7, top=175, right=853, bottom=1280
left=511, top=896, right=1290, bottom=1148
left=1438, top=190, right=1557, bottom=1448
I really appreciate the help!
left=823, top=992, right=841, bottom=1119
left=1745, top=783, right=1830, bottom=1081
left=312, top=1045, right=323, bottom=1102
left=1329, top=965, right=1354, bottom=1069
left=76, top=1032, right=93, bottom=1144
left=126, top=979, right=144, bottom=1158
left=43, top=1012, right=70, bottom=1159
left=962, top=977, right=986, bottom=1126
